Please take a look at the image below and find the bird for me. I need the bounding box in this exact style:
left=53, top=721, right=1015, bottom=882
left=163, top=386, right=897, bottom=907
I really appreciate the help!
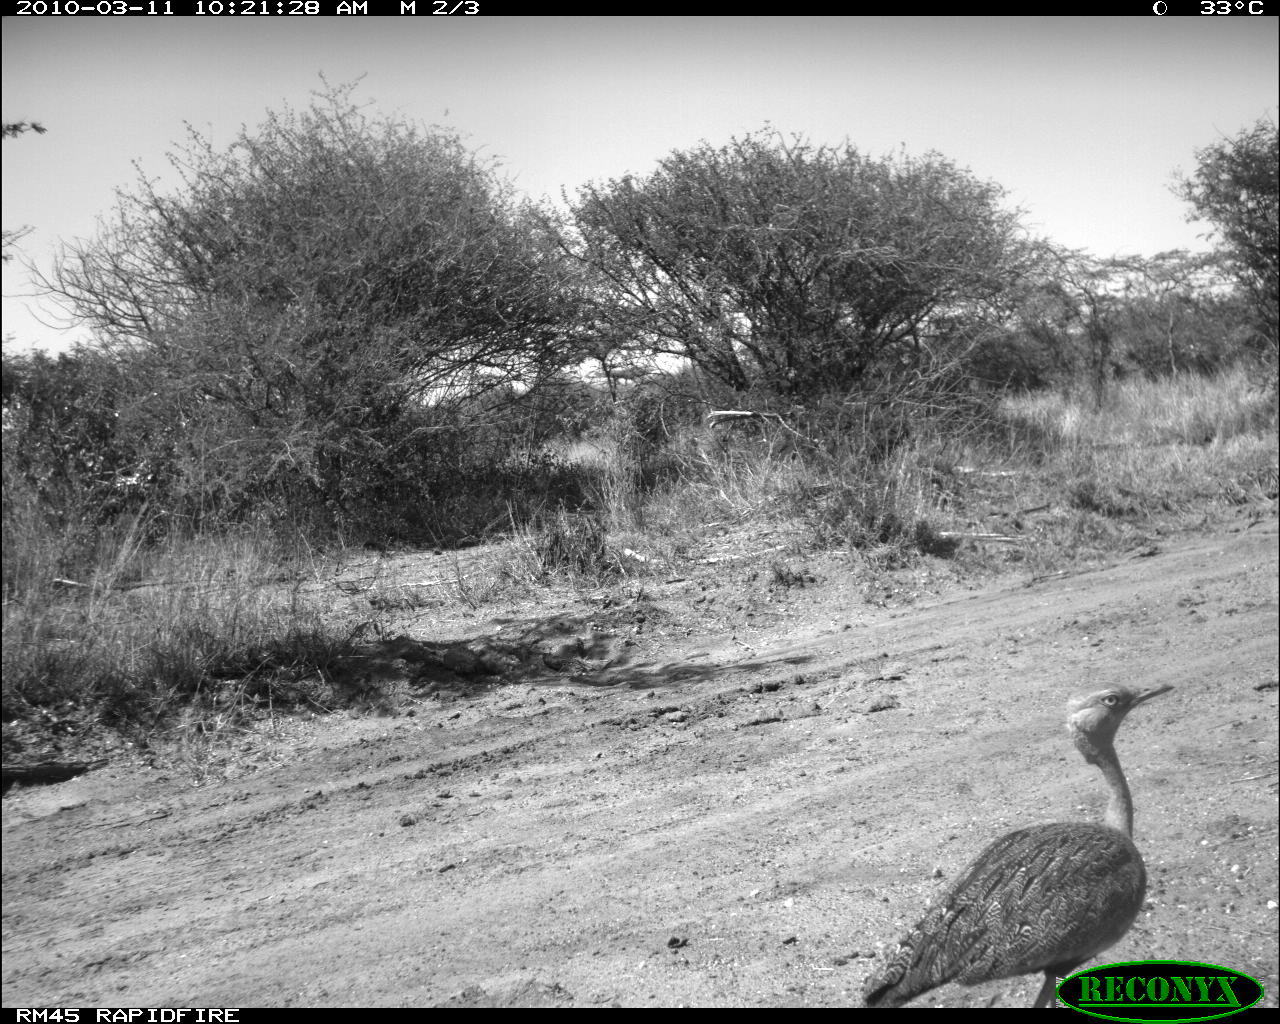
left=862, top=683, right=1172, bottom=1008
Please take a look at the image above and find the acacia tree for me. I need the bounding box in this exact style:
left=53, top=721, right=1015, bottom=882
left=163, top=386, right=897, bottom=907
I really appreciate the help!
left=1113, top=250, right=1245, bottom=377
left=986, top=247, right=1246, bottom=399
left=567, top=131, right=1032, bottom=403
left=36, top=83, right=582, bottom=532
left=1176, top=115, right=1279, bottom=363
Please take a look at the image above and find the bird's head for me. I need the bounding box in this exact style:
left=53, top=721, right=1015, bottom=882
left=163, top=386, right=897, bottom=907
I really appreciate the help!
left=1067, top=684, right=1173, bottom=764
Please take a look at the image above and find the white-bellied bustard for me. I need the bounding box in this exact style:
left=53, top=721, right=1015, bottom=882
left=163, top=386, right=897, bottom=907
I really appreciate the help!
left=863, top=684, right=1172, bottom=1008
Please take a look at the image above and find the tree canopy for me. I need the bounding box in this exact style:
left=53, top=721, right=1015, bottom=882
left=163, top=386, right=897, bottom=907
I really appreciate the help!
left=1176, top=115, right=1279, bottom=361
left=567, top=131, right=1032, bottom=402
left=32, top=82, right=584, bottom=536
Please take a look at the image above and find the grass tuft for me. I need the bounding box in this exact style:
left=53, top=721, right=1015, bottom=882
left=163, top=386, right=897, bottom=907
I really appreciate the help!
left=4, top=366, right=1275, bottom=774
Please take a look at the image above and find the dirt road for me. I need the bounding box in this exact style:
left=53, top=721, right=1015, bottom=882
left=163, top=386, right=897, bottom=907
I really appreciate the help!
left=4, top=521, right=1277, bottom=1008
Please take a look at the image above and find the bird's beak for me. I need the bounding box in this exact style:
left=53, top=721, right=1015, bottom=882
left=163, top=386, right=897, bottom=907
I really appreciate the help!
left=1133, top=684, right=1173, bottom=705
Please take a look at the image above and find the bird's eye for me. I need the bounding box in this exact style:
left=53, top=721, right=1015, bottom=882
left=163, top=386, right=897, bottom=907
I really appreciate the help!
left=1102, top=695, right=1118, bottom=706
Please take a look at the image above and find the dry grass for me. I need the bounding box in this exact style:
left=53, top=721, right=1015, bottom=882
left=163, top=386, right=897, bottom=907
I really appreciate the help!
left=547, top=368, right=1276, bottom=578
left=982, top=368, right=1277, bottom=573
left=603, top=368, right=1277, bottom=577
left=1, top=513, right=356, bottom=770
left=1000, top=365, right=1275, bottom=450
left=4, top=367, right=1275, bottom=768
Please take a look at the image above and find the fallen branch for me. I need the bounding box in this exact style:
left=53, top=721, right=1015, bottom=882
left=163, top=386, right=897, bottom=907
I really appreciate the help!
left=936, top=532, right=1020, bottom=544
left=695, top=545, right=787, bottom=565
left=955, top=467, right=1020, bottom=478
left=1228, top=772, right=1276, bottom=783
left=705, top=410, right=803, bottom=438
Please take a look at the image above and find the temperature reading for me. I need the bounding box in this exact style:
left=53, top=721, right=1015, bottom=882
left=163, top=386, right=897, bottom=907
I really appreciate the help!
left=1198, top=1, right=1266, bottom=11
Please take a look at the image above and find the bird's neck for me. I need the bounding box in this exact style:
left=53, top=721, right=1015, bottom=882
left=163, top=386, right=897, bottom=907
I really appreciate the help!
left=1076, top=732, right=1135, bottom=835
left=1096, top=747, right=1134, bottom=835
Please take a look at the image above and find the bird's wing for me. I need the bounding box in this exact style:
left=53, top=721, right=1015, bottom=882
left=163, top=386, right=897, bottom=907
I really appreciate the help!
left=946, top=824, right=1147, bottom=982
left=865, top=824, right=1146, bottom=1004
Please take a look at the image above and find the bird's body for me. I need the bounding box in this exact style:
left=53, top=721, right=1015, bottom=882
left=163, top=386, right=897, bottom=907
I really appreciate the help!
left=863, top=684, right=1172, bottom=1008
left=863, top=823, right=1146, bottom=1007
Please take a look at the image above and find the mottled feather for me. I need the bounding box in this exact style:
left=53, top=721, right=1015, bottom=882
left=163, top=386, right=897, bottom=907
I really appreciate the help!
left=862, top=683, right=1170, bottom=1008
left=864, top=823, right=1145, bottom=1007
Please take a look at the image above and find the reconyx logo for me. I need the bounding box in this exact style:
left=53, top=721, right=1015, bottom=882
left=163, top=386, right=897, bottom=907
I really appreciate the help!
left=1059, top=960, right=1263, bottom=1022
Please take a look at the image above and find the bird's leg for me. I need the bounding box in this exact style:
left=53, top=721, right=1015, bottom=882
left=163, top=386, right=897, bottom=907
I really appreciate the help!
left=1032, top=972, right=1060, bottom=1008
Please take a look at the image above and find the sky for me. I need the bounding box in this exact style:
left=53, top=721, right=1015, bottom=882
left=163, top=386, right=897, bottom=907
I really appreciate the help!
left=2, top=16, right=1277, bottom=353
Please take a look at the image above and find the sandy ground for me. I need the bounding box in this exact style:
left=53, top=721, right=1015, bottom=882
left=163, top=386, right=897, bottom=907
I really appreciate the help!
left=3, top=518, right=1277, bottom=1008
